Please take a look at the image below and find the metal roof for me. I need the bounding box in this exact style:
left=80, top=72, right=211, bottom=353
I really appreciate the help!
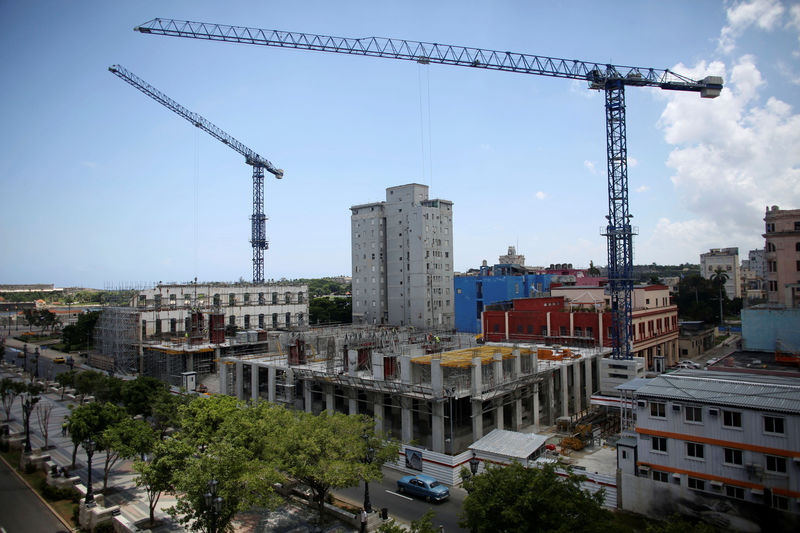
left=615, top=377, right=652, bottom=392
left=469, top=429, right=547, bottom=461
left=634, top=370, right=800, bottom=414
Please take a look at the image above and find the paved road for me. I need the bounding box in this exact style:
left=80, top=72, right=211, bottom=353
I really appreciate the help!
left=0, top=457, right=69, bottom=533
left=334, top=468, right=468, bottom=532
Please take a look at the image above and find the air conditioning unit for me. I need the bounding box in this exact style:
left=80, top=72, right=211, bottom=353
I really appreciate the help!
left=638, top=465, right=650, bottom=472
left=637, top=400, right=647, bottom=408
left=672, top=404, right=681, bottom=412
left=709, top=408, right=719, bottom=416
left=710, top=481, right=723, bottom=490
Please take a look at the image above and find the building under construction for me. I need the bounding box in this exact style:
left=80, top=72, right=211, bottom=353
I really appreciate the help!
left=219, top=327, right=612, bottom=481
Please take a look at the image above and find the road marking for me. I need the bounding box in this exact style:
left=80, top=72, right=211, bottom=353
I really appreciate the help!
left=386, top=490, right=412, bottom=501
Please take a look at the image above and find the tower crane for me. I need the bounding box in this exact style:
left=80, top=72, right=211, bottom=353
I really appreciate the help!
left=108, top=64, right=283, bottom=284
left=135, top=19, right=723, bottom=360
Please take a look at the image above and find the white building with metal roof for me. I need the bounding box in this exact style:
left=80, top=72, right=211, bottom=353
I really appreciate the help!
left=618, top=369, right=800, bottom=529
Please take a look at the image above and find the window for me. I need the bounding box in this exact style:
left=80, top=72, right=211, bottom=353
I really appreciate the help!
left=650, top=402, right=666, bottom=418
left=244, top=315, right=250, bottom=329
left=764, top=415, right=785, bottom=434
left=229, top=293, right=236, bottom=306
left=724, top=448, right=743, bottom=465
left=687, top=442, right=705, bottom=459
left=723, top=410, right=742, bottom=428
left=772, top=494, right=789, bottom=510
left=725, top=486, right=745, bottom=500
left=652, top=437, right=667, bottom=453
left=243, top=293, right=250, bottom=304
left=229, top=315, right=235, bottom=326
left=766, top=455, right=787, bottom=473
left=653, top=471, right=669, bottom=483
left=687, top=477, right=705, bottom=491
left=685, top=406, right=703, bottom=423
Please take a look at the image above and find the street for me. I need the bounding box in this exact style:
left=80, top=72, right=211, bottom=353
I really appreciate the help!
left=0, top=456, right=69, bottom=533
left=334, top=468, right=468, bottom=532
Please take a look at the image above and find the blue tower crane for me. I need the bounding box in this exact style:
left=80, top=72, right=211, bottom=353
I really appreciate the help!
left=134, top=19, right=723, bottom=359
left=109, top=64, right=283, bottom=284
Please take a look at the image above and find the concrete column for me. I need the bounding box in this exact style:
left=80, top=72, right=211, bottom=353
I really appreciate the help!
left=512, top=394, right=523, bottom=430
left=504, top=312, right=509, bottom=340
left=235, top=361, right=244, bottom=400
left=431, top=358, right=443, bottom=398
left=546, top=373, right=555, bottom=425
left=533, top=382, right=540, bottom=432
left=471, top=357, right=482, bottom=396
left=569, top=313, right=574, bottom=336
left=219, top=361, right=228, bottom=396
left=400, top=355, right=412, bottom=385
left=530, top=351, right=538, bottom=375
left=493, top=351, right=503, bottom=386
left=546, top=312, right=551, bottom=336
left=471, top=399, right=483, bottom=442
left=561, top=364, right=569, bottom=418
left=348, top=349, right=358, bottom=377
left=348, top=388, right=358, bottom=415
left=267, top=366, right=276, bottom=403
left=512, top=348, right=521, bottom=377
left=286, top=368, right=295, bottom=405
left=584, top=357, right=593, bottom=404
left=251, top=363, right=259, bottom=404
left=325, top=384, right=335, bottom=413
left=495, top=398, right=504, bottom=430
left=401, top=396, right=413, bottom=443
left=572, top=361, right=582, bottom=414
left=432, top=400, right=445, bottom=453
left=304, top=380, right=313, bottom=413
left=372, top=351, right=384, bottom=381
left=373, top=393, right=384, bottom=434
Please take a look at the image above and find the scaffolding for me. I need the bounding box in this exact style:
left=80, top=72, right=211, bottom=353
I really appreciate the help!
left=95, top=307, right=141, bottom=375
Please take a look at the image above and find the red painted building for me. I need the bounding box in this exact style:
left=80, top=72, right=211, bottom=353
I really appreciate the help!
left=482, top=285, right=679, bottom=370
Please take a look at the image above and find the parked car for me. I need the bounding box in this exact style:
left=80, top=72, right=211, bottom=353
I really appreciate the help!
left=53, top=357, right=66, bottom=364
left=396, top=474, right=450, bottom=502
left=677, top=360, right=701, bottom=369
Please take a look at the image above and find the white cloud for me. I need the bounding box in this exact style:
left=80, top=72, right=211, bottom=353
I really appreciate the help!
left=655, top=55, right=800, bottom=259
left=535, top=191, right=547, bottom=200
left=583, top=160, right=597, bottom=174
left=636, top=185, right=649, bottom=193
left=718, top=0, right=785, bottom=53
left=81, top=161, right=98, bottom=169
left=628, top=157, right=638, bottom=168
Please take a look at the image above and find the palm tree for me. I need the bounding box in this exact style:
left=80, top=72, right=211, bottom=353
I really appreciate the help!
left=710, top=267, right=729, bottom=326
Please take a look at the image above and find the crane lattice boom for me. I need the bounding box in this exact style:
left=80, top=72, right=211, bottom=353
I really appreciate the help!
left=109, top=64, right=283, bottom=283
left=135, top=18, right=723, bottom=360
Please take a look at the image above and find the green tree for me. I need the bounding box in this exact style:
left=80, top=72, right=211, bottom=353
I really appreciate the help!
left=150, top=391, right=189, bottom=440
left=587, top=261, right=601, bottom=277
left=73, top=370, right=107, bottom=404
left=55, top=370, right=77, bottom=401
left=100, top=417, right=155, bottom=491
left=710, top=267, right=730, bottom=326
left=281, top=411, right=399, bottom=522
left=460, top=462, right=611, bottom=533
left=61, top=311, right=100, bottom=351
left=166, top=396, right=284, bottom=533
left=121, top=376, right=170, bottom=417
left=646, top=514, right=716, bottom=533
left=1, top=378, right=26, bottom=422
left=67, top=402, right=124, bottom=468
left=675, top=275, right=717, bottom=323
left=134, top=438, right=192, bottom=527
left=378, top=509, right=438, bottom=533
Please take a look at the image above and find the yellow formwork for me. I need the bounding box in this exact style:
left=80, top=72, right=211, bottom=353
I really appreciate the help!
left=411, top=345, right=534, bottom=368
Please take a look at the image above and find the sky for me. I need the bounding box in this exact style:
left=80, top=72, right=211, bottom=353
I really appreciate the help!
left=1, top=0, right=798, bottom=289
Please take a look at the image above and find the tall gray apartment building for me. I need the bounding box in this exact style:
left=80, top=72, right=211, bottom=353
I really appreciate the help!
left=351, top=184, right=454, bottom=328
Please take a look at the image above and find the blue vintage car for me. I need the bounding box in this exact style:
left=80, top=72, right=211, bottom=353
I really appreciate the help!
left=396, top=474, right=450, bottom=502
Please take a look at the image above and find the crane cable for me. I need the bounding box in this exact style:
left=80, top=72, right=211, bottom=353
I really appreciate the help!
left=417, top=63, right=434, bottom=190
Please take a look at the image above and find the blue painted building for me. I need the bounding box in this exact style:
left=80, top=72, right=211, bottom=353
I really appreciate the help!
left=741, top=305, right=800, bottom=352
left=454, top=264, right=552, bottom=333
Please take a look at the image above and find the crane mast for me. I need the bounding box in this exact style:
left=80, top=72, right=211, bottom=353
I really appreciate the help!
left=109, top=64, right=283, bottom=284
left=135, top=19, right=723, bottom=360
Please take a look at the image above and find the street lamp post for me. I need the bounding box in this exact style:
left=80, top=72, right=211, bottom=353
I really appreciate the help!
left=204, top=477, right=224, bottom=533
left=83, top=439, right=96, bottom=504
left=33, top=347, right=40, bottom=380
left=362, top=432, right=374, bottom=513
